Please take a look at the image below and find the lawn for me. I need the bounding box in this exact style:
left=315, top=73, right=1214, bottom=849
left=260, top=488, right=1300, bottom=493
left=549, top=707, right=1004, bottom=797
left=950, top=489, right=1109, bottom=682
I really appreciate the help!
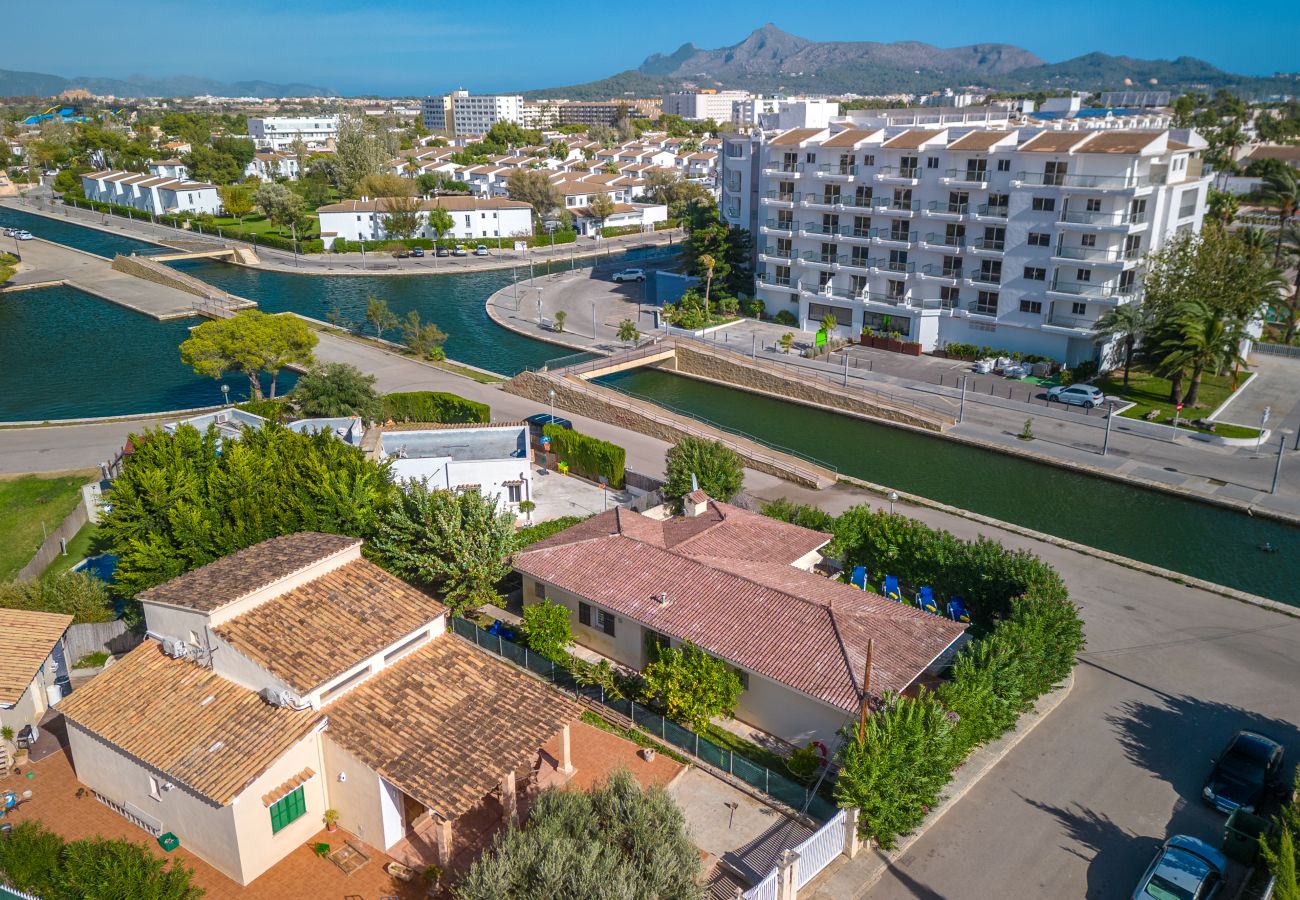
left=208, top=213, right=320, bottom=241
left=0, top=473, right=94, bottom=580
left=1095, top=368, right=1260, bottom=437
left=41, top=522, right=99, bottom=578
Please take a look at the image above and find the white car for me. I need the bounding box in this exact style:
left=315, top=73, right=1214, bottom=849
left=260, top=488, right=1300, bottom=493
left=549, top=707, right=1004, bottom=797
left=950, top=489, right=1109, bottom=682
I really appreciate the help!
left=1048, top=384, right=1105, bottom=408
left=474, top=244, right=489, bottom=256
left=613, top=268, right=646, bottom=283
left=14, top=230, right=33, bottom=241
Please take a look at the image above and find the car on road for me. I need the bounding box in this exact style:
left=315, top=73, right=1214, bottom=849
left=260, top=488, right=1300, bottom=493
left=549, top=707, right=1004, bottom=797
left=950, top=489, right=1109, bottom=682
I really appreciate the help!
left=3, top=228, right=18, bottom=237
left=451, top=246, right=468, bottom=257
left=410, top=247, right=425, bottom=258
left=14, top=230, right=33, bottom=241
left=391, top=247, right=410, bottom=258
left=435, top=246, right=450, bottom=257
left=1203, top=730, right=1285, bottom=814
left=1047, top=384, right=1105, bottom=408
left=1132, top=834, right=1226, bottom=900
left=612, top=268, right=646, bottom=283
left=474, top=244, right=489, bottom=256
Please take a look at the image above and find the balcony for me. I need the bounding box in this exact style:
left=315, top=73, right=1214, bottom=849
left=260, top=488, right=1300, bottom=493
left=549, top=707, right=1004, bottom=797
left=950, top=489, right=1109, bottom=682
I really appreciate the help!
left=942, top=167, right=989, bottom=187
left=874, top=198, right=920, bottom=217
left=761, top=163, right=800, bottom=176
left=755, top=273, right=792, bottom=289
left=801, top=251, right=847, bottom=269
left=1015, top=171, right=1151, bottom=191
left=969, top=269, right=1002, bottom=285
left=876, top=165, right=921, bottom=184
left=800, top=281, right=859, bottom=302
left=921, top=262, right=963, bottom=280
left=1047, top=277, right=1130, bottom=299
left=838, top=226, right=874, bottom=244
left=924, top=200, right=969, bottom=219
left=972, top=203, right=1008, bottom=221
left=761, top=190, right=798, bottom=206
left=1058, top=209, right=1146, bottom=229
left=760, top=218, right=796, bottom=234
left=873, top=228, right=917, bottom=247
left=800, top=193, right=843, bottom=211
left=815, top=163, right=860, bottom=180
left=1051, top=244, right=1135, bottom=264
left=1044, top=311, right=1096, bottom=331
left=920, top=232, right=966, bottom=250
left=970, top=237, right=1006, bottom=254
left=840, top=255, right=873, bottom=273
left=758, top=244, right=795, bottom=263
left=965, top=301, right=1000, bottom=318
left=800, top=221, right=839, bottom=237
left=863, top=290, right=916, bottom=308
left=867, top=258, right=916, bottom=275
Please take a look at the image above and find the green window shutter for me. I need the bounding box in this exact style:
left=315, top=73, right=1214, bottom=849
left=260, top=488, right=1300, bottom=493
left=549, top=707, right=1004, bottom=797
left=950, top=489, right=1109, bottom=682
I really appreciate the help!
left=269, top=785, right=307, bottom=834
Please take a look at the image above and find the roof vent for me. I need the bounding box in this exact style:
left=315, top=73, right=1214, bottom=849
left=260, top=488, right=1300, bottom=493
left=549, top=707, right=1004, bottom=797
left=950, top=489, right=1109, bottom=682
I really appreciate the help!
left=207, top=741, right=224, bottom=753
left=658, top=592, right=671, bottom=608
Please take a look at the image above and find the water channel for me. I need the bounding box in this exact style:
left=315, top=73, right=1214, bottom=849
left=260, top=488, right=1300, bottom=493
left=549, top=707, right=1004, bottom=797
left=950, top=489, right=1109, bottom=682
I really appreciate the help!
left=1, top=206, right=1297, bottom=602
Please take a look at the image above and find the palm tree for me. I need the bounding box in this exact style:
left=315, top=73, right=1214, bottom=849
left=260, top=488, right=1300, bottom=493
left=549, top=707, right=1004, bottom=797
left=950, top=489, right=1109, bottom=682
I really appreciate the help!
left=1158, top=299, right=1248, bottom=407
left=1280, top=223, right=1300, bottom=343
left=1092, top=302, right=1148, bottom=387
left=1261, top=169, right=1299, bottom=267
left=698, top=253, right=716, bottom=310
left=1237, top=226, right=1272, bottom=255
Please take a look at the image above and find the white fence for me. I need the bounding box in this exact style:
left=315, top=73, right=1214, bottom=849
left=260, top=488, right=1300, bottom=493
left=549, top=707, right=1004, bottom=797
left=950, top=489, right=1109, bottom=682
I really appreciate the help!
left=743, top=870, right=779, bottom=900
left=1, top=882, right=44, bottom=900
left=795, top=809, right=847, bottom=888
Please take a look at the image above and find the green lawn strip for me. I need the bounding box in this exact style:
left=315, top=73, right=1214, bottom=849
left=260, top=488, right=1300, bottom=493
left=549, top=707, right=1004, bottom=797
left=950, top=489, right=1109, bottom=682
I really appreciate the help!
left=73, top=650, right=109, bottom=669
left=0, top=473, right=93, bottom=580
left=580, top=710, right=689, bottom=765
left=208, top=213, right=320, bottom=241
left=40, top=522, right=99, bottom=578
left=429, top=359, right=505, bottom=384
left=1096, top=369, right=1259, bottom=436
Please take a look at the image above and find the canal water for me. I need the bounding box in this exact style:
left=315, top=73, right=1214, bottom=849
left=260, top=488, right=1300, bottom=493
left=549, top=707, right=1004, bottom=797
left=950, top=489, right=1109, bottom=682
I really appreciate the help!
left=2, top=207, right=1297, bottom=602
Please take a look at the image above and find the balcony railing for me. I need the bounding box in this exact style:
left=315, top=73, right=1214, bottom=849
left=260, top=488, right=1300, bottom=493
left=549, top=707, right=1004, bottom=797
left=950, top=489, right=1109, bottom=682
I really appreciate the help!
left=802, top=251, right=848, bottom=265
left=944, top=167, right=989, bottom=184
left=972, top=238, right=1006, bottom=252
left=762, top=163, right=799, bottom=175
left=1052, top=244, right=1133, bottom=262
left=839, top=226, right=873, bottom=240
left=926, top=201, right=970, bottom=216
left=841, top=255, right=873, bottom=270
left=921, top=232, right=966, bottom=248
left=762, top=219, right=796, bottom=232
left=973, top=203, right=1008, bottom=219
left=1048, top=278, right=1125, bottom=298
left=966, top=301, right=1000, bottom=316
left=921, top=263, right=963, bottom=279
left=762, top=190, right=798, bottom=203
left=875, top=229, right=917, bottom=244
left=756, top=273, right=792, bottom=289
left=1058, top=209, right=1146, bottom=226
left=876, top=198, right=920, bottom=213
left=1017, top=171, right=1149, bottom=189
left=758, top=245, right=795, bottom=260
left=801, top=193, right=843, bottom=208
left=970, top=269, right=1002, bottom=285
left=868, top=258, right=915, bottom=274
left=876, top=165, right=920, bottom=181
left=817, top=164, right=859, bottom=177
left=801, top=222, right=839, bottom=236
left=1045, top=312, right=1095, bottom=329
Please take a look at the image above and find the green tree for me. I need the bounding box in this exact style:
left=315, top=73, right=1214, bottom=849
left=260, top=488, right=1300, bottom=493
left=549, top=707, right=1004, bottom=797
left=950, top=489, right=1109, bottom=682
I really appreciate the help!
left=588, top=192, right=617, bottom=234
left=179, top=310, right=317, bottom=400
left=520, top=598, right=572, bottom=661
left=218, top=183, right=254, bottom=225
left=1206, top=188, right=1238, bottom=226
left=553, top=309, right=567, bottom=333
left=484, top=121, right=543, bottom=149
left=1280, top=224, right=1300, bottom=343
left=1262, top=168, right=1300, bottom=267
left=663, top=437, right=744, bottom=509
left=616, top=319, right=639, bottom=344
left=819, top=311, right=838, bottom=334
left=352, top=171, right=415, bottom=200
left=402, top=309, right=448, bottom=360
left=697, top=253, right=716, bottom=308
left=0, top=573, right=115, bottom=624
left=366, top=296, right=399, bottom=342
left=1159, top=299, right=1249, bottom=406
left=211, top=136, right=256, bottom=168
left=99, top=423, right=393, bottom=598
left=0, top=821, right=63, bottom=896
left=641, top=641, right=742, bottom=733
left=60, top=834, right=205, bottom=900
left=369, top=481, right=515, bottom=613
left=335, top=114, right=388, bottom=194
left=1092, top=303, right=1148, bottom=387
left=1262, top=826, right=1300, bottom=900
left=458, top=770, right=701, bottom=900
left=291, top=362, right=379, bottom=418
left=426, top=206, right=455, bottom=241
left=252, top=181, right=294, bottom=221
left=380, top=194, right=422, bottom=240
left=506, top=168, right=561, bottom=219
left=182, top=144, right=240, bottom=184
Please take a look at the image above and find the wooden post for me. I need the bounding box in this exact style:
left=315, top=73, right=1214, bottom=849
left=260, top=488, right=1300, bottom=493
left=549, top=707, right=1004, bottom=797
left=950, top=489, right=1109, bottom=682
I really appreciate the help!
left=437, top=818, right=453, bottom=867
left=501, top=770, right=517, bottom=825
left=857, top=638, right=874, bottom=742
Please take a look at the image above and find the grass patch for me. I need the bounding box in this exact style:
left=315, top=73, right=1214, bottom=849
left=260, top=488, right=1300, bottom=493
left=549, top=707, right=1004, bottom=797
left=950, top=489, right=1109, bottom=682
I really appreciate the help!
left=208, top=213, right=320, bottom=240
left=702, top=723, right=789, bottom=773
left=1096, top=368, right=1259, bottom=436
left=73, top=650, right=109, bottom=669
left=580, top=710, right=688, bottom=765
left=0, top=473, right=93, bottom=580
left=41, top=522, right=99, bottom=578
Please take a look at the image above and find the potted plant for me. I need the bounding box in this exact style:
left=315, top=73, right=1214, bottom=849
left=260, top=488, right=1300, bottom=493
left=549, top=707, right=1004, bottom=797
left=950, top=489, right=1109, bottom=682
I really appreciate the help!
left=901, top=339, right=923, bottom=357
left=323, top=809, right=340, bottom=833
left=518, top=499, right=536, bottom=524
left=859, top=325, right=871, bottom=346
left=557, top=460, right=569, bottom=475
left=422, top=864, right=443, bottom=897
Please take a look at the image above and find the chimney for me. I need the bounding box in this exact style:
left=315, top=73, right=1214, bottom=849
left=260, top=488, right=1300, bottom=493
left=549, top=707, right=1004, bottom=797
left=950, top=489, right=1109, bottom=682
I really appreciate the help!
left=683, top=489, right=709, bottom=518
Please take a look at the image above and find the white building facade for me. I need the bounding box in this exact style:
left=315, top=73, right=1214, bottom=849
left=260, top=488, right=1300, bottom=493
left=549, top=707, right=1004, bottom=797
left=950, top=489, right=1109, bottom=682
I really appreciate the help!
left=316, top=197, right=534, bottom=248
left=80, top=170, right=221, bottom=215
left=442, top=92, right=524, bottom=136
left=662, top=91, right=752, bottom=122
left=379, top=424, right=534, bottom=514
left=726, top=124, right=1211, bottom=365
left=247, top=115, right=340, bottom=151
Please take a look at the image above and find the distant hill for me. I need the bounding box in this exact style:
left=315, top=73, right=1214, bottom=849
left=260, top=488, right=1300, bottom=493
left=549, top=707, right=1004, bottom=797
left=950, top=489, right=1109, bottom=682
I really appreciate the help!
left=0, top=68, right=335, bottom=98
left=524, top=24, right=1295, bottom=100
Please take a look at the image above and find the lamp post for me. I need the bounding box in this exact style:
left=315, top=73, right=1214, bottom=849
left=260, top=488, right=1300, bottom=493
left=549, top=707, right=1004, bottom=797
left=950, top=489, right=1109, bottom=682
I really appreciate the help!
left=592, top=300, right=598, bottom=340
left=1102, top=400, right=1119, bottom=456
left=536, top=286, right=544, bottom=325
left=1273, top=430, right=1291, bottom=494
left=549, top=388, right=556, bottom=425
left=888, top=491, right=898, bottom=515
left=959, top=375, right=968, bottom=424
left=220, top=384, right=230, bottom=407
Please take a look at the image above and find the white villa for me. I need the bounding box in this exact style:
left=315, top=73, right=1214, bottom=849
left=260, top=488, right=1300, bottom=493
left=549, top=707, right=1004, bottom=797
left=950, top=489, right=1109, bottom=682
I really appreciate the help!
left=378, top=422, right=534, bottom=514
left=80, top=169, right=221, bottom=216
left=315, top=196, right=534, bottom=249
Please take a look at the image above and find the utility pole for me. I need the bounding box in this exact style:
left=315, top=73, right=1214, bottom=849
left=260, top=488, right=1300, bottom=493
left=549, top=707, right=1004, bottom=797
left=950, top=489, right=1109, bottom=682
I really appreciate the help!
left=1102, top=401, right=1117, bottom=456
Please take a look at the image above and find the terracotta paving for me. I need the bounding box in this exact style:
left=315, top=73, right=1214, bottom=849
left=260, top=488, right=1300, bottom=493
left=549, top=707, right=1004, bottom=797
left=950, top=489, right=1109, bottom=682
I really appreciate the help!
left=540, top=719, right=686, bottom=792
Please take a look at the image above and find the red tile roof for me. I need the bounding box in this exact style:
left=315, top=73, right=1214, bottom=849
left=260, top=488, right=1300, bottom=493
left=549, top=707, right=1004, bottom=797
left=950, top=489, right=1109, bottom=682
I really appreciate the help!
left=515, top=499, right=965, bottom=713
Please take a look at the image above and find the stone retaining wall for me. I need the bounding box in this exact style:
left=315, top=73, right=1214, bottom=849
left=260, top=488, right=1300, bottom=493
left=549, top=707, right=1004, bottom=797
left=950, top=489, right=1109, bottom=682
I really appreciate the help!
left=505, top=370, right=829, bottom=488
left=669, top=343, right=949, bottom=432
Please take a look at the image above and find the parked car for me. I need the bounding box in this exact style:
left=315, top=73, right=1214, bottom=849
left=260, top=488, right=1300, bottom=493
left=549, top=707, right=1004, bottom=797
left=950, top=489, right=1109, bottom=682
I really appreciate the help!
left=14, top=230, right=33, bottom=241
left=613, top=268, right=646, bottom=283
left=391, top=248, right=410, bottom=259
left=1048, top=384, right=1105, bottom=408
left=451, top=246, right=468, bottom=257
left=1132, top=835, right=1225, bottom=900
left=524, top=413, right=573, bottom=439
left=1203, top=730, right=1285, bottom=814
left=474, top=244, right=489, bottom=256
left=410, top=247, right=425, bottom=258
left=435, top=246, right=450, bottom=257
left=3, top=227, right=17, bottom=237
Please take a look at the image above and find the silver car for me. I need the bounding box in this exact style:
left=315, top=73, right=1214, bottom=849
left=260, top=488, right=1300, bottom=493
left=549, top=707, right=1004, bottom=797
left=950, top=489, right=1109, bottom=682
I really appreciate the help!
left=1048, top=383, right=1105, bottom=408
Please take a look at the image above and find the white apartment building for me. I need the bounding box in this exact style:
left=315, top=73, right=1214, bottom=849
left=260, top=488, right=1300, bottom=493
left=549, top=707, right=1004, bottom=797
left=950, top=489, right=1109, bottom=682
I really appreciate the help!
left=724, top=124, right=1210, bottom=365
left=246, top=115, right=339, bottom=151
left=736, top=98, right=840, bottom=129
left=662, top=91, right=752, bottom=122
left=315, top=196, right=534, bottom=248
left=80, top=169, right=221, bottom=216
left=423, top=91, right=525, bottom=136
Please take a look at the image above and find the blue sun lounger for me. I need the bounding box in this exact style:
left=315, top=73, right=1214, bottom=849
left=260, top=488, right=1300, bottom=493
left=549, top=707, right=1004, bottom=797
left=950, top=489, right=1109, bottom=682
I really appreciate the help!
left=883, top=574, right=902, bottom=601
left=947, top=597, right=971, bottom=623
left=917, top=586, right=940, bottom=614
left=850, top=566, right=868, bottom=589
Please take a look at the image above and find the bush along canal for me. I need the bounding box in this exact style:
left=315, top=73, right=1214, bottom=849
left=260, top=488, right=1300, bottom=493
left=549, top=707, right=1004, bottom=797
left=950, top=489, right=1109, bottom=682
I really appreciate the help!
left=3, top=208, right=1296, bottom=604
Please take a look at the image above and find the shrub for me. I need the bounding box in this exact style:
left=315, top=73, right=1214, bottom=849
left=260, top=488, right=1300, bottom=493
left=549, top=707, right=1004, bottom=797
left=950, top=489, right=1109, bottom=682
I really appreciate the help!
left=236, top=397, right=291, bottom=423
left=664, top=437, right=744, bottom=509
left=759, top=497, right=836, bottom=534
left=0, top=573, right=116, bottom=624
left=520, top=598, right=573, bottom=661
left=641, top=641, right=743, bottom=733
left=740, top=298, right=765, bottom=319
left=1072, top=359, right=1100, bottom=383
left=514, top=515, right=590, bottom=548
left=380, top=391, right=489, bottom=424
left=543, top=425, right=626, bottom=489
left=774, top=309, right=798, bottom=327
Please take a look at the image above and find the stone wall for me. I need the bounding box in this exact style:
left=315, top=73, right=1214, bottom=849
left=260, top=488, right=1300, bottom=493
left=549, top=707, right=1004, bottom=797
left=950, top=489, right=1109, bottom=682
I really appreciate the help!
left=111, top=253, right=225, bottom=302
left=670, top=343, right=950, bottom=432
left=504, top=370, right=830, bottom=489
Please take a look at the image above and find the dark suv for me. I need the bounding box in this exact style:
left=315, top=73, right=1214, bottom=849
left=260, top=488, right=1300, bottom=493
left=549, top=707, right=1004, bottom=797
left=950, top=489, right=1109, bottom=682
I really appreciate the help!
left=1203, top=730, right=1285, bottom=814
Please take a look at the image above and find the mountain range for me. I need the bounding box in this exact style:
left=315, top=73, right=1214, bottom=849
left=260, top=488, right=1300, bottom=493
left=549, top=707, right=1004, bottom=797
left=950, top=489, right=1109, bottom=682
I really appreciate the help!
left=0, top=68, right=334, bottom=99
left=525, top=24, right=1296, bottom=100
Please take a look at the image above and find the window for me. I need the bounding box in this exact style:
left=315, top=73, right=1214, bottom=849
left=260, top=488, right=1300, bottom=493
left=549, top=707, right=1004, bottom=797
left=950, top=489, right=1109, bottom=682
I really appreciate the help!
left=506, top=483, right=522, bottom=503
left=578, top=602, right=591, bottom=626
left=1044, top=161, right=1068, bottom=186
left=1019, top=299, right=1043, bottom=314
left=926, top=156, right=939, bottom=169
left=976, top=290, right=999, bottom=314
left=1081, top=233, right=1097, bottom=248
left=996, top=158, right=1011, bottom=172
left=534, top=580, right=546, bottom=601
left=805, top=153, right=816, bottom=164
left=900, top=155, right=919, bottom=178
left=1076, top=269, right=1092, bottom=282
left=940, top=286, right=960, bottom=307
left=1178, top=189, right=1199, bottom=218
left=1085, top=198, right=1102, bottom=213
left=269, top=786, right=307, bottom=834
left=1071, top=302, right=1087, bottom=315
left=1028, top=232, right=1050, bottom=247
left=862, top=154, right=875, bottom=166
left=1023, top=266, right=1046, bottom=281
left=596, top=609, right=616, bottom=636
left=1031, top=196, right=1056, bottom=212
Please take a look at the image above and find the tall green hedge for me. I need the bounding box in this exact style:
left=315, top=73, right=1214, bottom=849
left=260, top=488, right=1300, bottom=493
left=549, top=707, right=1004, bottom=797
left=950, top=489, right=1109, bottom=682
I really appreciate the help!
left=544, top=424, right=625, bottom=489
left=381, top=391, right=489, bottom=424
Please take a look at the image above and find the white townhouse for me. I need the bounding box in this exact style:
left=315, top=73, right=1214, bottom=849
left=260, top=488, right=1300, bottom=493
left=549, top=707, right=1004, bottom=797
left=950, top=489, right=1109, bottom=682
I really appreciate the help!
left=315, top=196, right=534, bottom=248
left=377, top=422, right=534, bottom=515
left=81, top=169, right=221, bottom=216
left=723, top=123, right=1211, bottom=366
left=247, top=115, right=339, bottom=151
left=244, top=151, right=301, bottom=181
left=147, top=159, right=188, bottom=179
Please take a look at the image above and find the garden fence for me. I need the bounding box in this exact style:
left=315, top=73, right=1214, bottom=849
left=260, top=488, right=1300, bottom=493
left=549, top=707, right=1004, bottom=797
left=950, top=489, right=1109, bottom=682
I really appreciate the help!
left=450, top=617, right=837, bottom=822
left=64, top=621, right=141, bottom=662
left=15, top=488, right=92, bottom=582
left=1252, top=342, right=1300, bottom=359
left=794, top=809, right=847, bottom=888
left=743, top=870, right=779, bottom=900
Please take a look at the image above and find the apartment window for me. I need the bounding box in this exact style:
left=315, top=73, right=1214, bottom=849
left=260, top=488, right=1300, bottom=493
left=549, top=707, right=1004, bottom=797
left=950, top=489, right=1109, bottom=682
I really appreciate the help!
left=926, top=156, right=939, bottom=169
left=940, top=286, right=961, bottom=307
left=886, top=279, right=906, bottom=300
left=948, top=191, right=969, bottom=213
left=1031, top=196, right=1056, bottom=212
left=1023, top=266, right=1046, bottom=281
left=818, top=270, right=834, bottom=288
left=976, top=291, right=999, bottom=314
left=1025, top=232, right=1048, bottom=248
left=534, top=580, right=546, bottom=601
left=1077, top=269, right=1092, bottom=282
left=1072, top=302, right=1087, bottom=316
left=824, top=184, right=842, bottom=204
left=1044, top=161, right=1068, bottom=186
left=1124, top=234, right=1142, bottom=258
left=900, top=155, right=919, bottom=178
left=851, top=246, right=871, bottom=266
left=1119, top=270, right=1137, bottom=293
left=820, top=242, right=839, bottom=263
left=889, top=221, right=910, bottom=242
left=849, top=273, right=869, bottom=294
left=1081, top=233, right=1097, bottom=248
left=269, top=786, right=307, bottom=835
left=776, top=238, right=792, bottom=257
left=996, top=158, right=1011, bottom=172
left=862, top=154, right=875, bottom=166
left=578, top=601, right=591, bottom=627
left=854, top=186, right=873, bottom=207
left=506, top=484, right=522, bottom=503
left=1019, top=299, right=1043, bottom=314
left=1130, top=198, right=1148, bottom=223
left=852, top=215, right=871, bottom=236
left=942, top=255, right=961, bottom=277
left=888, top=249, right=909, bottom=271
left=892, top=188, right=912, bottom=209
left=596, top=609, right=616, bottom=636
left=1178, top=189, right=1198, bottom=218
left=805, top=153, right=816, bottom=164
left=978, top=260, right=1002, bottom=283
left=966, top=159, right=987, bottom=179
left=1085, top=198, right=1103, bottom=213
left=988, top=192, right=1009, bottom=211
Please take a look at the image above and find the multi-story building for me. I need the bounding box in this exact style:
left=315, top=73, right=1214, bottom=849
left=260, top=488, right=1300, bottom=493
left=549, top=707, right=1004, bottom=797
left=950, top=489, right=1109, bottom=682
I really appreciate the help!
left=246, top=115, right=339, bottom=151
left=725, top=124, right=1211, bottom=365
left=662, top=90, right=752, bottom=122
left=554, top=101, right=630, bottom=127
left=424, top=91, right=524, bottom=136
left=421, top=94, right=455, bottom=133
left=315, top=196, right=534, bottom=248
left=520, top=101, right=559, bottom=130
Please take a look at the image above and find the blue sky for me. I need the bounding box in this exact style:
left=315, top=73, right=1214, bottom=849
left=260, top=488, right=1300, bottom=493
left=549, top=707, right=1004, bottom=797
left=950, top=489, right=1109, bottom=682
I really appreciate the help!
left=10, top=0, right=1297, bottom=94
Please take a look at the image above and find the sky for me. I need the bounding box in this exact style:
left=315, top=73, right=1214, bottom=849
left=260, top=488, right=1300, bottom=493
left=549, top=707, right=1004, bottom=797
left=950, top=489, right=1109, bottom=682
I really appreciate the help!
left=8, top=0, right=1297, bottom=95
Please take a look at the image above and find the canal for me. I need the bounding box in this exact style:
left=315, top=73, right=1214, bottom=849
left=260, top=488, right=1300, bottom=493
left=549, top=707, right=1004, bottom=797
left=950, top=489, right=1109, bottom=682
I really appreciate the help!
left=2, top=206, right=1297, bottom=602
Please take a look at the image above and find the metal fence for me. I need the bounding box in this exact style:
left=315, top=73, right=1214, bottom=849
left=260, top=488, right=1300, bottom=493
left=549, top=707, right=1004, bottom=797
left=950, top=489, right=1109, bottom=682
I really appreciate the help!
left=743, top=870, right=779, bottom=900
left=1, top=883, right=43, bottom=900
left=1253, top=341, right=1300, bottom=359
left=451, top=617, right=838, bottom=822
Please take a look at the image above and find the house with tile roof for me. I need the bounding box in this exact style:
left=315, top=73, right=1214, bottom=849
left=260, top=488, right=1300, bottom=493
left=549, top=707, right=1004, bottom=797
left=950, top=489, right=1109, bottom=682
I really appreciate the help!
left=0, top=609, right=73, bottom=734
left=58, top=532, right=580, bottom=886
left=513, top=492, right=967, bottom=745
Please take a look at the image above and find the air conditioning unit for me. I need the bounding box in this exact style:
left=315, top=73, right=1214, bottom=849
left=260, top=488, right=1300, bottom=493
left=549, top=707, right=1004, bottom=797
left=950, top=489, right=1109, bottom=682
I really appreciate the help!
left=162, top=639, right=188, bottom=659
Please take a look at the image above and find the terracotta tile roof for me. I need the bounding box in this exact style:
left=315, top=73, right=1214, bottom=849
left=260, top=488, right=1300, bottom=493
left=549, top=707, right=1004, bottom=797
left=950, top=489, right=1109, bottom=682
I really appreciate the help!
left=58, top=642, right=322, bottom=805
left=326, top=638, right=580, bottom=819
left=214, top=559, right=447, bottom=695
left=0, top=609, right=71, bottom=705
left=882, top=129, right=945, bottom=150
left=1167, top=139, right=1193, bottom=151
left=137, top=532, right=361, bottom=614
left=947, top=131, right=1014, bottom=151
left=1247, top=145, right=1300, bottom=164
left=262, top=768, right=315, bottom=807
left=1018, top=132, right=1094, bottom=153
left=821, top=129, right=877, bottom=148
left=515, top=499, right=965, bottom=713
left=769, top=128, right=825, bottom=147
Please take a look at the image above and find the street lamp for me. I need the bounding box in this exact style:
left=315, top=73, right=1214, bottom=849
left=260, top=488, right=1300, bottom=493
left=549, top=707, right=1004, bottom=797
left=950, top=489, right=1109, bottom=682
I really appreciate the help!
left=1273, top=430, right=1291, bottom=494
left=592, top=300, right=598, bottom=340
left=536, top=286, right=544, bottom=325
left=1102, top=400, right=1120, bottom=456
left=888, top=491, right=898, bottom=515
left=220, top=384, right=230, bottom=407
left=548, top=389, right=556, bottom=425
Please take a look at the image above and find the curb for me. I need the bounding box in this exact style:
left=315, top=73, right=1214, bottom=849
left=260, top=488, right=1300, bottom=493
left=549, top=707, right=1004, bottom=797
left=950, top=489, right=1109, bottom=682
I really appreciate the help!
left=807, top=672, right=1075, bottom=899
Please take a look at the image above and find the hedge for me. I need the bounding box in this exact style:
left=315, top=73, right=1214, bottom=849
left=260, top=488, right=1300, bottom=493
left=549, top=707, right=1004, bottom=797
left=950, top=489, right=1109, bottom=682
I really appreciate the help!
left=543, top=424, right=626, bottom=489
left=380, top=391, right=489, bottom=424
left=236, top=398, right=291, bottom=423
left=515, top=514, right=591, bottom=548
left=330, top=230, right=578, bottom=254
left=600, top=224, right=644, bottom=238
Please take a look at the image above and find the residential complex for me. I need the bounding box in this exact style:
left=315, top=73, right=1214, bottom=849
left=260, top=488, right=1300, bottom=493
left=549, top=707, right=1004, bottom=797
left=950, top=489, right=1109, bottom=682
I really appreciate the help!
left=316, top=196, right=534, bottom=247
left=662, top=90, right=753, bottom=122
left=246, top=115, right=340, bottom=151
left=422, top=90, right=525, bottom=136
left=721, top=122, right=1211, bottom=364
left=80, top=169, right=221, bottom=215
